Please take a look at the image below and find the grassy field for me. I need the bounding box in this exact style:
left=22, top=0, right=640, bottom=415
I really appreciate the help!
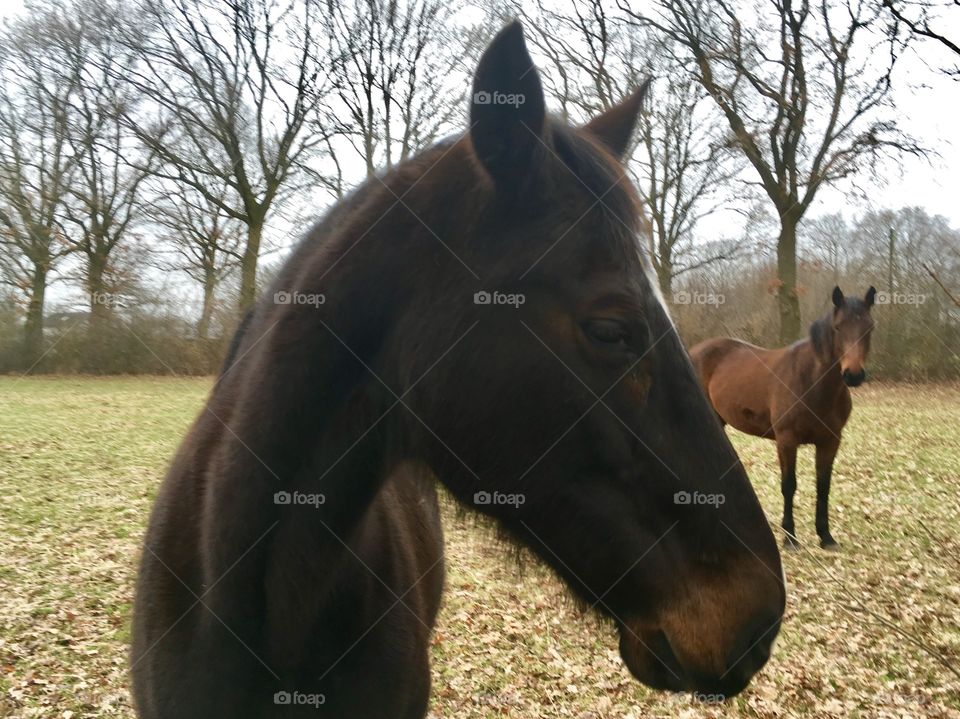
left=1, top=377, right=959, bottom=718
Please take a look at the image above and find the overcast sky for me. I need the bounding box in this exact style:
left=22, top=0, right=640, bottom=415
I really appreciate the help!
left=5, top=0, right=956, bottom=224
left=788, top=25, right=960, bottom=227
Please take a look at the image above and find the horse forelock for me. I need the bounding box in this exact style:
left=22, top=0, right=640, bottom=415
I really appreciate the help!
left=552, top=123, right=643, bottom=244
left=841, top=297, right=870, bottom=317
left=809, top=314, right=835, bottom=361
left=547, top=122, right=672, bottom=320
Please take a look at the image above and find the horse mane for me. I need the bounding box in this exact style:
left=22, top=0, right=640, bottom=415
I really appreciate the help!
left=443, top=489, right=605, bottom=624
left=809, top=312, right=835, bottom=362
left=217, top=309, right=253, bottom=378
left=551, top=123, right=640, bottom=233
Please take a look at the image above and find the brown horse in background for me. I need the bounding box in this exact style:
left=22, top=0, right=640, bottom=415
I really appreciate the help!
left=690, top=287, right=876, bottom=550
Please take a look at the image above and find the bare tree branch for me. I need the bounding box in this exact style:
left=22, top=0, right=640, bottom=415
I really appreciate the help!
left=620, top=0, right=920, bottom=342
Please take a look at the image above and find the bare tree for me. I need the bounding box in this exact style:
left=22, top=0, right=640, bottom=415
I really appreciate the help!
left=320, top=0, right=471, bottom=180
left=850, top=206, right=960, bottom=285
left=149, top=179, right=243, bottom=339
left=120, top=0, right=329, bottom=312
left=801, top=212, right=851, bottom=284
left=47, top=3, right=157, bottom=336
left=520, top=0, right=741, bottom=295
left=622, top=0, right=920, bottom=342
left=636, top=71, right=745, bottom=295
left=0, top=12, right=78, bottom=367
left=518, top=0, right=628, bottom=121
left=883, top=0, right=960, bottom=77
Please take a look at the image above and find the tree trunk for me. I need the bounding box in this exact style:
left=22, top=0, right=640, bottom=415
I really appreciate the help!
left=198, top=269, right=216, bottom=340
left=777, top=214, right=802, bottom=344
left=87, top=254, right=111, bottom=331
left=85, top=253, right=112, bottom=372
left=887, top=226, right=896, bottom=293
left=238, top=219, right=263, bottom=312
left=657, top=258, right=673, bottom=299
left=364, top=127, right=376, bottom=178
left=23, top=265, right=47, bottom=368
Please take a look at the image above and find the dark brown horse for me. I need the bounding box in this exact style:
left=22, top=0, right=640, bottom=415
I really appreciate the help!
left=690, top=287, right=877, bottom=550
left=132, top=23, right=784, bottom=719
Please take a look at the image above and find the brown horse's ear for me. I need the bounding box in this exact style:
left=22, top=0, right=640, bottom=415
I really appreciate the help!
left=865, top=286, right=877, bottom=307
left=583, top=79, right=652, bottom=160
left=832, top=286, right=844, bottom=309
left=470, top=21, right=546, bottom=189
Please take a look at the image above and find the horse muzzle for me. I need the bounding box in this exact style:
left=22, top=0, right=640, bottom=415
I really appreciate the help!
left=618, top=612, right=781, bottom=699
left=617, top=551, right=785, bottom=700
left=842, top=368, right=866, bottom=387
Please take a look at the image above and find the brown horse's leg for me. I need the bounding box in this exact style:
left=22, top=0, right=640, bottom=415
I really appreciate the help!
left=777, top=439, right=799, bottom=549
left=815, top=438, right=841, bottom=550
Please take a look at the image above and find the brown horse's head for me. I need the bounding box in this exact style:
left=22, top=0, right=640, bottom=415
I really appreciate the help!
left=357, top=22, right=785, bottom=699
left=830, top=286, right=876, bottom=387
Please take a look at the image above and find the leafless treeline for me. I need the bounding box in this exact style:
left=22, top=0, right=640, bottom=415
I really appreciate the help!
left=675, top=205, right=960, bottom=378
left=0, top=0, right=957, bottom=376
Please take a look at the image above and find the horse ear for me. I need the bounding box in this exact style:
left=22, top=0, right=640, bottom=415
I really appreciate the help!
left=584, top=79, right=651, bottom=160
left=470, top=21, right=546, bottom=189
left=832, top=286, right=844, bottom=309
left=864, top=286, right=877, bottom=307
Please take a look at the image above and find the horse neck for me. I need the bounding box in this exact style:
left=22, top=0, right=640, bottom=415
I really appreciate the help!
left=202, top=326, right=400, bottom=653
left=199, top=153, right=471, bottom=664
left=268, top=399, right=402, bottom=661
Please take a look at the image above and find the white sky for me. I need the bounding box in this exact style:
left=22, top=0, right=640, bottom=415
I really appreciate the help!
left=776, top=31, right=960, bottom=228
left=647, top=1, right=960, bottom=243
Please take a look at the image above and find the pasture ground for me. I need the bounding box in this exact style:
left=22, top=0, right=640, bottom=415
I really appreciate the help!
left=1, top=377, right=958, bottom=718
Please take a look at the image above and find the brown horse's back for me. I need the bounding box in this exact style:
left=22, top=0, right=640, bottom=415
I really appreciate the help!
left=689, top=338, right=779, bottom=439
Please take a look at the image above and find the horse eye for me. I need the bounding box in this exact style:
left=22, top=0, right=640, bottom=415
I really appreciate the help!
left=583, top=319, right=629, bottom=347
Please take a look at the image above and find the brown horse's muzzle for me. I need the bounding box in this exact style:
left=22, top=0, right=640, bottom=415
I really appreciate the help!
left=842, top=367, right=866, bottom=387
left=617, top=560, right=784, bottom=698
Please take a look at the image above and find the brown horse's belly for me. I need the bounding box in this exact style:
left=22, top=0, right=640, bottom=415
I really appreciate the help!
left=724, top=406, right=775, bottom=438
left=708, top=349, right=776, bottom=438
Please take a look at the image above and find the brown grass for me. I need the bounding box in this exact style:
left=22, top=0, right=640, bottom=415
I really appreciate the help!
left=0, top=378, right=958, bottom=718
